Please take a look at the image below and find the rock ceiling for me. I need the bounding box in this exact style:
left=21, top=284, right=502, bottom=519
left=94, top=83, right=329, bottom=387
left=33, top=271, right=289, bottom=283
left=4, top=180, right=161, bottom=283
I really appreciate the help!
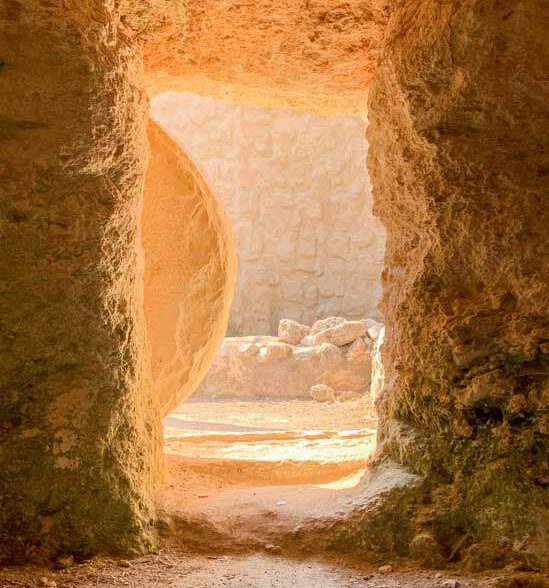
left=120, top=0, right=391, bottom=115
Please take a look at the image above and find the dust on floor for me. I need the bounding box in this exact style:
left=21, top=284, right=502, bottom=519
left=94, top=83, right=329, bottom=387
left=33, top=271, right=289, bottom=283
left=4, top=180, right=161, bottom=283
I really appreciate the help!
left=3, top=400, right=546, bottom=587
left=164, top=397, right=377, bottom=434
left=159, top=398, right=377, bottom=551
left=2, top=552, right=545, bottom=588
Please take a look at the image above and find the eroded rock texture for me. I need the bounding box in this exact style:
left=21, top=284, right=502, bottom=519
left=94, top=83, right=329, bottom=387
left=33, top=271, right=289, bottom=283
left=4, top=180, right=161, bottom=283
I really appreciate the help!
left=0, top=2, right=159, bottom=560
left=121, top=0, right=390, bottom=115
left=152, top=92, right=385, bottom=334
left=194, top=318, right=376, bottom=401
left=142, top=122, right=237, bottom=417
left=367, top=0, right=549, bottom=567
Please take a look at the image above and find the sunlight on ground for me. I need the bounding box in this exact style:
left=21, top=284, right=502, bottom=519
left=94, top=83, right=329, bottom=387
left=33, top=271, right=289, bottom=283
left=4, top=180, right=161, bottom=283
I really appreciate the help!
left=163, top=399, right=377, bottom=487
left=164, top=428, right=375, bottom=463
left=313, top=468, right=367, bottom=490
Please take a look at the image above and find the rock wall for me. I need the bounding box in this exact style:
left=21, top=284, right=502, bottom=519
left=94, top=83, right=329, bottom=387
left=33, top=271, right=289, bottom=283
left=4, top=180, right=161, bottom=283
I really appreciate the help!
left=194, top=317, right=379, bottom=400
left=367, top=0, right=549, bottom=567
left=0, top=2, right=159, bottom=560
left=152, top=92, right=386, bottom=335
left=121, top=0, right=389, bottom=116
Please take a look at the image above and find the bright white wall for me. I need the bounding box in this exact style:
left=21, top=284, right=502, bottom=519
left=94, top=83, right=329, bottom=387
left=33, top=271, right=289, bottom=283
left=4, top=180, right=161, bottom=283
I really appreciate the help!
left=152, top=92, right=385, bottom=334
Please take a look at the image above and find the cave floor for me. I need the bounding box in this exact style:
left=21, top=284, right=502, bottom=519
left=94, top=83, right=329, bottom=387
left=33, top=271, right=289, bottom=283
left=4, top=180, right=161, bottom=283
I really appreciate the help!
left=159, top=398, right=378, bottom=551
left=1, top=400, right=546, bottom=587
left=1, top=552, right=538, bottom=588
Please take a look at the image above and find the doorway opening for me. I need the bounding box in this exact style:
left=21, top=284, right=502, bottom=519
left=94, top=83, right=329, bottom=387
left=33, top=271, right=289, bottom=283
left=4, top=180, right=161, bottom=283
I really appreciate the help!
left=154, top=91, right=386, bottom=549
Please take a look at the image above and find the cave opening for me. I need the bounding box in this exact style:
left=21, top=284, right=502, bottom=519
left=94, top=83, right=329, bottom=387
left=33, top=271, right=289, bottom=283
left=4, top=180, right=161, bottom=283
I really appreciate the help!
left=149, top=90, right=387, bottom=543
left=2, top=1, right=547, bottom=583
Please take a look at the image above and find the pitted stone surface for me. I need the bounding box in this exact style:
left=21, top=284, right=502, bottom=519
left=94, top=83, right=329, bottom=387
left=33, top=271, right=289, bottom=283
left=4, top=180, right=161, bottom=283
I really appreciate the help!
left=0, top=1, right=158, bottom=559
left=142, top=122, right=237, bottom=417
left=152, top=92, right=386, bottom=334
left=121, top=0, right=389, bottom=115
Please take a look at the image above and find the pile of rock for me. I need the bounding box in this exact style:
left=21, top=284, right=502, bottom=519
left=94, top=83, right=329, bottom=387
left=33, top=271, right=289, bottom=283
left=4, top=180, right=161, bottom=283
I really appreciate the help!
left=278, top=317, right=381, bottom=402
left=193, top=316, right=383, bottom=402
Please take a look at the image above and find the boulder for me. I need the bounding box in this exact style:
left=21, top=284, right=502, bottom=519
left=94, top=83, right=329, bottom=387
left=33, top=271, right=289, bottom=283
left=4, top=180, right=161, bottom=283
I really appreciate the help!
left=194, top=318, right=376, bottom=400
left=314, top=320, right=368, bottom=347
left=310, top=384, right=336, bottom=403
left=318, top=342, right=342, bottom=364
left=318, top=370, right=368, bottom=392
left=300, top=334, right=316, bottom=346
left=278, top=318, right=310, bottom=345
left=194, top=336, right=346, bottom=399
left=347, top=336, right=372, bottom=364
left=310, top=316, right=346, bottom=335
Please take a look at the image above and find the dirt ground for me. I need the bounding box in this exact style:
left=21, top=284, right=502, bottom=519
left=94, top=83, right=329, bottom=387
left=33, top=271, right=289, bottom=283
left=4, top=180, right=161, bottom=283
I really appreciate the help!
left=3, top=400, right=546, bottom=587
left=165, top=397, right=377, bottom=434
left=158, top=397, right=377, bottom=551
left=2, top=552, right=546, bottom=588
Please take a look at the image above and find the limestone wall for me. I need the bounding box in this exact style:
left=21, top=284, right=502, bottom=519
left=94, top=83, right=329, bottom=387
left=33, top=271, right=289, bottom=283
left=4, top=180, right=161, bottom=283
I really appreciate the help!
left=0, top=1, right=158, bottom=559
left=366, top=0, right=549, bottom=565
left=152, top=92, right=385, bottom=335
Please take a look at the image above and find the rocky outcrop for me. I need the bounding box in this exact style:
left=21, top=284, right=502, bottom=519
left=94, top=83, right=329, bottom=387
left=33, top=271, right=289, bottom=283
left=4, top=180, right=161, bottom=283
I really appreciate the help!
left=3, top=0, right=548, bottom=572
left=193, top=317, right=381, bottom=400
left=278, top=319, right=310, bottom=346
left=152, top=92, right=386, bottom=333
left=313, top=320, right=368, bottom=347
left=0, top=1, right=158, bottom=560
left=121, top=0, right=390, bottom=116
left=367, top=0, right=549, bottom=567
left=0, top=1, right=237, bottom=561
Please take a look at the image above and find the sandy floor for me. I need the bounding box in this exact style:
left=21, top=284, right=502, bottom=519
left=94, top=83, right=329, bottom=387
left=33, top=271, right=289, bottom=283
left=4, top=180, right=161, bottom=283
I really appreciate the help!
left=2, top=401, right=546, bottom=587
left=165, top=397, right=377, bottom=434
left=2, top=553, right=545, bottom=588
left=158, top=398, right=378, bottom=551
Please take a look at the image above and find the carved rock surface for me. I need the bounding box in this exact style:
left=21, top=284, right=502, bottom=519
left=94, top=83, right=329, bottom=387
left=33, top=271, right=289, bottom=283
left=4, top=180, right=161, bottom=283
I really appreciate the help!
left=151, top=92, right=386, bottom=334
left=142, top=122, right=237, bottom=417
left=121, top=0, right=390, bottom=115
left=368, top=0, right=549, bottom=561
left=0, top=1, right=159, bottom=559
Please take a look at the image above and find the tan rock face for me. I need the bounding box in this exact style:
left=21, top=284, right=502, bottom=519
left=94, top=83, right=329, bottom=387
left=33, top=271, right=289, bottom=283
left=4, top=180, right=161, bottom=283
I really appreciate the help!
left=194, top=323, right=373, bottom=400
left=3, top=0, right=548, bottom=569
left=121, top=0, right=390, bottom=115
left=368, top=0, right=549, bottom=557
left=278, top=319, right=310, bottom=345
left=142, top=122, right=237, bottom=417
left=0, top=1, right=159, bottom=559
left=313, top=320, right=368, bottom=347
left=152, top=92, right=386, bottom=333
left=311, top=316, right=347, bottom=335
